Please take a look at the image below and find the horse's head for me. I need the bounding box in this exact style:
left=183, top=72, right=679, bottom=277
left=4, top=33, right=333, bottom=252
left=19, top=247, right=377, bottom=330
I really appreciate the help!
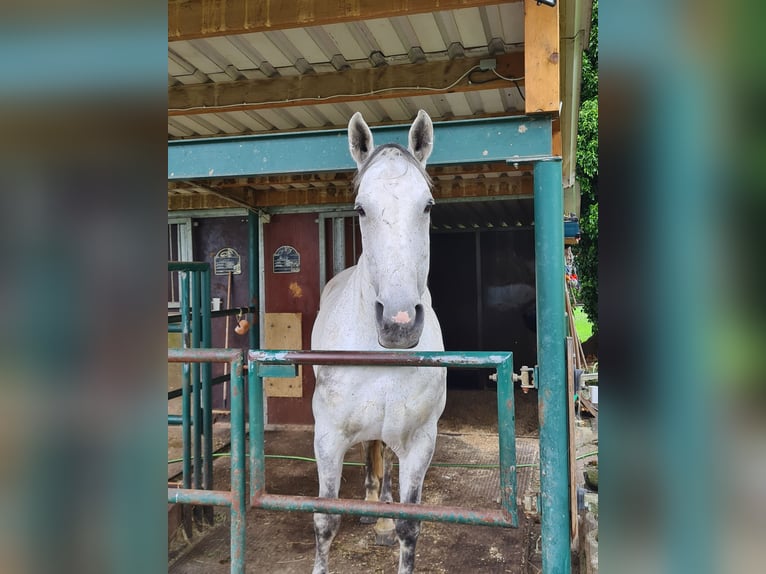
left=348, top=110, right=435, bottom=349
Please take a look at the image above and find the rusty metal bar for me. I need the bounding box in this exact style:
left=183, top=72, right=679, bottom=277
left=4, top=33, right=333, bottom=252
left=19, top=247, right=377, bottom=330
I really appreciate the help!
left=179, top=272, right=191, bottom=490
left=248, top=349, right=512, bottom=368
left=168, top=487, right=231, bottom=507
left=248, top=357, right=266, bottom=501
left=496, top=359, right=518, bottom=519
left=169, top=348, right=242, bottom=363
left=252, top=493, right=516, bottom=528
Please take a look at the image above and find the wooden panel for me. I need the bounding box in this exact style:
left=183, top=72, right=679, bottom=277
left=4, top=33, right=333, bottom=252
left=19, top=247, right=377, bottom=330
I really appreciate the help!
left=524, top=0, right=560, bottom=114
left=552, top=117, right=562, bottom=157
left=263, top=212, right=321, bottom=424
left=264, top=313, right=303, bottom=397
left=168, top=53, right=524, bottom=116
left=169, top=0, right=522, bottom=41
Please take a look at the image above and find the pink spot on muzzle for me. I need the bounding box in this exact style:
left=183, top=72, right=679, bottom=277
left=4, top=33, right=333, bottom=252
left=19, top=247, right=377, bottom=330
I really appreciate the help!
left=391, top=310, right=412, bottom=324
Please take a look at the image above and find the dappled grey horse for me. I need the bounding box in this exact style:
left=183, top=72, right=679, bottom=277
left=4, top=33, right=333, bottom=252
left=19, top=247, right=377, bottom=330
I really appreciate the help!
left=310, top=110, right=447, bottom=574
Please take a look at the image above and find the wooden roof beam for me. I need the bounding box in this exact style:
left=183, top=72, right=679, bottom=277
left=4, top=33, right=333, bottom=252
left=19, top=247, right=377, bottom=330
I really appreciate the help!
left=169, top=52, right=523, bottom=116
left=169, top=0, right=522, bottom=42
left=168, top=175, right=533, bottom=210
left=524, top=0, right=560, bottom=114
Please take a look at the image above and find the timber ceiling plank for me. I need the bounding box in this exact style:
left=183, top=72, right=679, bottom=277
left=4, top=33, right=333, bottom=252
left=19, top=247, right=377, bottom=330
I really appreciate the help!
left=168, top=52, right=524, bottom=116
left=169, top=0, right=523, bottom=42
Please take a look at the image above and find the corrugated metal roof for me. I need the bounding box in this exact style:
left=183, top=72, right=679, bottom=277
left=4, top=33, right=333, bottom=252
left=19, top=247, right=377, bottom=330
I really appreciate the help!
left=168, top=1, right=592, bottom=224
left=168, top=4, right=526, bottom=137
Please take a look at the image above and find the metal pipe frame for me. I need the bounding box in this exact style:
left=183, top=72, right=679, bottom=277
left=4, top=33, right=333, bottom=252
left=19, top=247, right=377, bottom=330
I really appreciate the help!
left=247, top=350, right=517, bottom=527
left=167, top=114, right=570, bottom=573
left=168, top=348, right=246, bottom=574
left=168, top=115, right=553, bottom=180
left=169, top=262, right=216, bottom=525
left=533, top=158, right=570, bottom=574
left=167, top=305, right=257, bottom=324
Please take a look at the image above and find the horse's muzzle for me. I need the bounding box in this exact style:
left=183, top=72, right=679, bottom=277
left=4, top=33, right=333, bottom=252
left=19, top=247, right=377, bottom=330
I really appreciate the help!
left=375, top=301, right=425, bottom=349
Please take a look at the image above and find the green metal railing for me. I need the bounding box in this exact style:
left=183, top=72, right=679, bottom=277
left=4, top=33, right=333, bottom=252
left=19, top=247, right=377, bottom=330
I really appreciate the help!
left=248, top=350, right=518, bottom=527
left=167, top=348, right=246, bottom=574
left=168, top=262, right=213, bottom=526
left=167, top=115, right=570, bottom=573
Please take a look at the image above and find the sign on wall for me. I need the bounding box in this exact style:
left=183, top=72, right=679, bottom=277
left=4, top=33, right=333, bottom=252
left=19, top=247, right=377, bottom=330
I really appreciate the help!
left=214, top=247, right=242, bottom=275
left=273, top=245, right=300, bottom=273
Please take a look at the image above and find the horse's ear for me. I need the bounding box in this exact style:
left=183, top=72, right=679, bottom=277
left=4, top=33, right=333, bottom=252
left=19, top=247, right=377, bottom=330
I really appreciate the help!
left=408, top=110, right=433, bottom=166
left=348, top=112, right=374, bottom=168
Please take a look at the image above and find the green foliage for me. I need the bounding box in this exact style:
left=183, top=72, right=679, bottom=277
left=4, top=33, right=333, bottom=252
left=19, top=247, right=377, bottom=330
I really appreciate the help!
left=574, top=0, right=599, bottom=334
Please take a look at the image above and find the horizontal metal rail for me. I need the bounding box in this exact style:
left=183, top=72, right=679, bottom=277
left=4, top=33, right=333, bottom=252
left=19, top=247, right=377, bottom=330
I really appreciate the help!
left=168, top=115, right=553, bottom=180
left=168, top=305, right=257, bottom=324
left=253, top=493, right=515, bottom=528
left=167, top=348, right=245, bottom=574
left=247, top=349, right=517, bottom=528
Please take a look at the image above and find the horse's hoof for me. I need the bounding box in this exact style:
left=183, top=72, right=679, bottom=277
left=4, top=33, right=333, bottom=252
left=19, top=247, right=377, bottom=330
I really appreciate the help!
left=374, top=528, right=397, bottom=546
left=359, top=515, right=377, bottom=524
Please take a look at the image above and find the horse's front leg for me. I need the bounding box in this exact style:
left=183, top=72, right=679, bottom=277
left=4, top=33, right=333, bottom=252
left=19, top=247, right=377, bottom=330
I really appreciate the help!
left=312, top=430, right=346, bottom=574
left=394, top=431, right=438, bottom=574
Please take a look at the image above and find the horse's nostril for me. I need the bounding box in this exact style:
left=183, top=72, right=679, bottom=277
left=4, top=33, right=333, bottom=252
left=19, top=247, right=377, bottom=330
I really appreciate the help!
left=375, top=301, right=384, bottom=325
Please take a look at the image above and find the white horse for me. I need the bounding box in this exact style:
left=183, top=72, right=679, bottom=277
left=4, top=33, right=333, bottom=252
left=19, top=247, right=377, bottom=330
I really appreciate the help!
left=310, top=110, right=447, bottom=574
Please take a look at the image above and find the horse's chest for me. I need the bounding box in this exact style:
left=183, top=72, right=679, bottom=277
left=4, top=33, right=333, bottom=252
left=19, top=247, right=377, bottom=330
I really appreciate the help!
left=313, top=366, right=445, bottom=433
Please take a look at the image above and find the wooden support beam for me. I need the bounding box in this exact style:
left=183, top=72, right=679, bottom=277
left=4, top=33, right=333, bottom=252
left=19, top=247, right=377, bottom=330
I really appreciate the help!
left=169, top=53, right=524, bottom=116
left=169, top=0, right=522, bottom=42
left=552, top=117, right=562, bottom=157
left=168, top=175, right=533, bottom=210
left=524, top=0, right=560, bottom=114
left=168, top=192, right=241, bottom=211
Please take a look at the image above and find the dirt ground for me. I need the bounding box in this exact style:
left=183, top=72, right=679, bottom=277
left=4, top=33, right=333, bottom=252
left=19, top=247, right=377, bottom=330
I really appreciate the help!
left=168, top=388, right=563, bottom=573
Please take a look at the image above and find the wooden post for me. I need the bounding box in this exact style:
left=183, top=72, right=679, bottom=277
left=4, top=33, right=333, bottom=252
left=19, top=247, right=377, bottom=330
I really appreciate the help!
left=524, top=0, right=561, bottom=115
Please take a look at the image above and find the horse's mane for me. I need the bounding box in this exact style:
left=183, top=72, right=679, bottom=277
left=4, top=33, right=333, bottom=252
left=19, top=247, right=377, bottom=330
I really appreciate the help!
left=352, top=143, right=433, bottom=194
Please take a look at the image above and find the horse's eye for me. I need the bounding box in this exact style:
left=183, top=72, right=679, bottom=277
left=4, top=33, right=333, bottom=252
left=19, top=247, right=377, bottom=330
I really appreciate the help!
left=354, top=204, right=366, bottom=217
left=424, top=200, right=434, bottom=214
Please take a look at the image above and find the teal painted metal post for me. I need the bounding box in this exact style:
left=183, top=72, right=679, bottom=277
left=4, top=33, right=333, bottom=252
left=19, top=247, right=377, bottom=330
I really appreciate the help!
left=533, top=158, right=570, bottom=573
left=248, top=359, right=266, bottom=501
left=248, top=211, right=260, bottom=352
left=180, top=272, right=191, bottom=489
left=191, top=270, right=202, bottom=492
left=229, top=353, right=246, bottom=574
left=496, top=356, right=517, bottom=519
left=201, top=267, right=214, bottom=522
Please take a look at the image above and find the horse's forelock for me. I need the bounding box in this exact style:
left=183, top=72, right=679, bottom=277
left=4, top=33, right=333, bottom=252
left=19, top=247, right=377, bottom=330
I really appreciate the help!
left=352, top=143, right=432, bottom=194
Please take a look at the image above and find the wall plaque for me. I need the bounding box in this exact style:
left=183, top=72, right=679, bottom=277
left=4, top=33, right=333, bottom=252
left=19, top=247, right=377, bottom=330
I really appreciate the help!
left=273, top=245, right=300, bottom=273
left=214, top=247, right=242, bottom=275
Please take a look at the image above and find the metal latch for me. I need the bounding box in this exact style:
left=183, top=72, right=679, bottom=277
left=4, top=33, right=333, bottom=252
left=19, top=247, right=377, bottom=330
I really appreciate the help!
left=519, top=365, right=537, bottom=393
left=488, top=365, right=537, bottom=392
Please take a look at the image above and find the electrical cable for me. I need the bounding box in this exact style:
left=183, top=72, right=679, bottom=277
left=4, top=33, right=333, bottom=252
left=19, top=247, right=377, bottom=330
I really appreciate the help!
left=169, top=65, right=482, bottom=113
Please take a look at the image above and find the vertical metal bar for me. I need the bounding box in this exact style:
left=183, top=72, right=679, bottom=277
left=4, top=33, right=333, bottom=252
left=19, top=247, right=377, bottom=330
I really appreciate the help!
left=191, top=270, right=202, bottom=492
left=179, top=271, right=191, bottom=489
left=229, top=352, right=246, bottom=574
left=495, top=355, right=518, bottom=525
left=533, top=157, right=570, bottom=574
left=248, top=359, right=266, bottom=501
left=201, top=267, right=214, bottom=523
left=318, top=214, right=327, bottom=291
left=248, top=211, right=260, bottom=352
left=332, top=216, right=346, bottom=277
